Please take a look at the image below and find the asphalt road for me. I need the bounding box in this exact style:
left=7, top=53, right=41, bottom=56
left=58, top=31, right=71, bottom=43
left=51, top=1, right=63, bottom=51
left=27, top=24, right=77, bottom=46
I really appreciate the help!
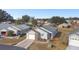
left=0, top=44, right=25, bottom=50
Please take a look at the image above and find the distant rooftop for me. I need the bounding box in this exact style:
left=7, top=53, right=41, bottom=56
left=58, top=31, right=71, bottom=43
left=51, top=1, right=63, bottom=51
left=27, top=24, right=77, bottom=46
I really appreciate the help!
left=16, top=24, right=30, bottom=30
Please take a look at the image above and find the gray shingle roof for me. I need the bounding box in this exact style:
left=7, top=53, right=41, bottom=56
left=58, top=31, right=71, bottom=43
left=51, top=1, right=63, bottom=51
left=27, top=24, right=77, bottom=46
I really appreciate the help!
left=0, top=23, right=13, bottom=30
left=16, top=24, right=30, bottom=30
left=42, top=25, right=57, bottom=35
left=0, top=23, right=30, bottom=31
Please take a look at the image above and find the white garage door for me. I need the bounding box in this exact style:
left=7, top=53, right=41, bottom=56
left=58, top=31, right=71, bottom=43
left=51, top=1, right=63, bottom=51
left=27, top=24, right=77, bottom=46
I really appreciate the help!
left=28, top=34, right=35, bottom=40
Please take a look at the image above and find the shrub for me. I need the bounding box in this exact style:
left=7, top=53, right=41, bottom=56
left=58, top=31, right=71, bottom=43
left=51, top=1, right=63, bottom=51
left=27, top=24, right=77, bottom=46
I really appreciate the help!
left=8, top=31, right=14, bottom=36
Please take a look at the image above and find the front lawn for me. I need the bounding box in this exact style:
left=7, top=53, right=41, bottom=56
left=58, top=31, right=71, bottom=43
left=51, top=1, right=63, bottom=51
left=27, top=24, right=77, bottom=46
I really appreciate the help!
left=0, top=35, right=26, bottom=45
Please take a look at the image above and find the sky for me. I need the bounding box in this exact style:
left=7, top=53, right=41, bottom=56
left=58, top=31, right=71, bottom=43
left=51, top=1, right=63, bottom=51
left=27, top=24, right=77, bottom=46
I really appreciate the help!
left=4, top=9, right=79, bottom=19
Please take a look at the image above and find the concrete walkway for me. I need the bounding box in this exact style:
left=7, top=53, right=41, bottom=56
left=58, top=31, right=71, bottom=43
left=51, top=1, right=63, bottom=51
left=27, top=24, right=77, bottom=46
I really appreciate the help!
left=15, top=39, right=34, bottom=49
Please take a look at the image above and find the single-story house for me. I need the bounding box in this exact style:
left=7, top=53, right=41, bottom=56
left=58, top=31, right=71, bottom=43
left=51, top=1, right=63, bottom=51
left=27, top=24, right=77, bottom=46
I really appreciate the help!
left=0, top=22, right=30, bottom=37
left=67, top=29, right=79, bottom=49
left=26, top=25, right=58, bottom=41
left=15, top=24, right=31, bottom=35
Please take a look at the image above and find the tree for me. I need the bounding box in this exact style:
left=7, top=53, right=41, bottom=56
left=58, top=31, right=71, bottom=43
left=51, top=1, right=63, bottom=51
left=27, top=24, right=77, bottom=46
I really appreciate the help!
left=31, top=19, right=37, bottom=27
left=8, top=31, right=14, bottom=36
left=0, top=9, right=14, bottom=22
left=15, top=18, right=23, bottom=25
left=50, top=16, right=67, bottom=25
left=22, top=15, right=30, bottom=23
left=15, top=20, right=21, bottom=25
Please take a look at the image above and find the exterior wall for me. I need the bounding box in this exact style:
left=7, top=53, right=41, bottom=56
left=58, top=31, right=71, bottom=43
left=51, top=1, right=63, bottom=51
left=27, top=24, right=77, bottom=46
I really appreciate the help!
left=51, top=34, right=54, bottom=40
left=35, top=28, right=48, bottom=40
left=47, top=33, right=51, bottom=40
left=27, top=33, right=35, bottom=40
left=69, top=34, right=79, bottom=47
left=26, top=30, right=39, bottom=40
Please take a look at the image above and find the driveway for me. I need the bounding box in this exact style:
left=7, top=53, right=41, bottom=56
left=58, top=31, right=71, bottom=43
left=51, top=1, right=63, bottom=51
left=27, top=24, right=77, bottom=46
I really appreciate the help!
left=15, top=39, right=34, bottom=49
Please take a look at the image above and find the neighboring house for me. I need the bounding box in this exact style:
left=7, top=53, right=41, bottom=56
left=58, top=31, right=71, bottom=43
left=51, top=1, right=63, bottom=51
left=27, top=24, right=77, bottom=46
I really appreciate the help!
left=15, top=24, right=30, bottom=35
left=0, top=23, right=16, bottom=37
left=26, top=25, right=57, bottom=41
left=37, top=20, right=45, bottom=26
left=72, top=20, right=79, bottom=24
left=0, top=22, right=30, bottom=37
left=66, top=19, right=79, bottom=24
left=67, top=29, right=79, bottom=50
left=58, top=23, right=71, bottom=28
left=66, top=20, right=71, bottom=23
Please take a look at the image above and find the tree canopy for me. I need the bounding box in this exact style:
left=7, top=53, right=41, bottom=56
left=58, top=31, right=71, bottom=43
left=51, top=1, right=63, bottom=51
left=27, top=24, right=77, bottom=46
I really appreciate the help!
left=49, top=16, right=67, bottom=25
left=0, top=9, right=14, bottom=22
left=22, top=15, right=30, bottom=23
left=31, top=19, right=37, bottom=27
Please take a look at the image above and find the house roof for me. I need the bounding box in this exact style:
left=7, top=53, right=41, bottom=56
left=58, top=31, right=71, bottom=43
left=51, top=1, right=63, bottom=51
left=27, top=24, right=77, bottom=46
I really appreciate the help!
left=32, top=25, right=57, bottom=37
left=0, top=23, right=21, bottom=31
left=16, top=24, right=30, bottom=30
left=28, top=25, right=57, bottom=37
left=41, top=25, right=57, bottom=35
left=34, top=27, right=49, bottom=34
left=0, top=23, right=30, bottom=31
left=0, top=22, right=13, bottom=30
